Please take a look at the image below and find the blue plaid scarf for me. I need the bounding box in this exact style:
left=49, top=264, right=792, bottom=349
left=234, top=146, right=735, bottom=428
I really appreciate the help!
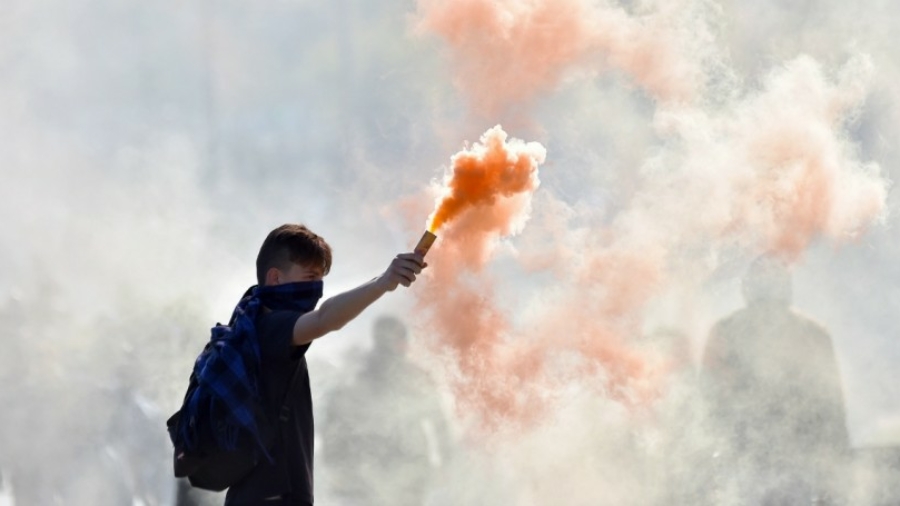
left=179, top=281, right=323, bottom=458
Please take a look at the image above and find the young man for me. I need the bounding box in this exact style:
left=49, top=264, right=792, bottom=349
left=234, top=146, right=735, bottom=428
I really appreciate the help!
left=224, top=223, right=426, bottom=506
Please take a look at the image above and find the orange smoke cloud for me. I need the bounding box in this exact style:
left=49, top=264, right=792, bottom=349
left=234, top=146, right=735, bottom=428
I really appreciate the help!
left=645, top=55, right=887, bottom=261
left=416, top=0, right=597, bottom=116
left=410, top=1, right=887, bottom=437
left=415, top=127, right=665, bottom=433
left=416, top=127, right=553, bottom=431
left=426, top=125, right=545, bottom=233
left=415, top=0, right=711, bottom=114
left=733, top=57, right=887, bottom=258
left=416, top=207, right=666, bottom=433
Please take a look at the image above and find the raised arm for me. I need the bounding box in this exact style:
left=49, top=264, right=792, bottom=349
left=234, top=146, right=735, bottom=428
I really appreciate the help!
left=291, top=252, right=426, bottom=346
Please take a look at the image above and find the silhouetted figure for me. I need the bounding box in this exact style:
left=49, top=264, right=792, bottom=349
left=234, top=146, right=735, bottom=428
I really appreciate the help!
left=321, top=315, right=451, bottom=506
left=701, top=256, right=851, bottom=505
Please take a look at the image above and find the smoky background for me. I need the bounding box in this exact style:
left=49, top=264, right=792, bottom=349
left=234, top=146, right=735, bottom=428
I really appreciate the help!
left=0, top=0, right=898, bottom=505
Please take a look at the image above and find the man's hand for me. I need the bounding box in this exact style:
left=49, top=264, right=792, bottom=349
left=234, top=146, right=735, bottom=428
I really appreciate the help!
left=377, top=252, right=427, bottom=291
left=291, top=252, right=429, bottom=345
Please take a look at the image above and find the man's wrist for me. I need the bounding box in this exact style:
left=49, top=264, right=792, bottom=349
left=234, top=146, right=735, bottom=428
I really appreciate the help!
left=372, top=274, right=392, bottom=293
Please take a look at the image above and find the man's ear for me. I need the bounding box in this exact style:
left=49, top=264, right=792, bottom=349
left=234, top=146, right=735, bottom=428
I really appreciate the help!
left=265, top=267, right=282, bottom=286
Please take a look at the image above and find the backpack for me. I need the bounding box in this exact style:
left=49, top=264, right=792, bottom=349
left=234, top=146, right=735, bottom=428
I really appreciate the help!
left=166, top=328, right=304, bottom=491
left=166, top=282, right=322, bottom=491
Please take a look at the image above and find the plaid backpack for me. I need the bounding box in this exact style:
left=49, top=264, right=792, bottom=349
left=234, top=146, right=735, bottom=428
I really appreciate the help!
left=165, top=337, right=303, bottom=491
left=166, top=283, right=320, bottom=491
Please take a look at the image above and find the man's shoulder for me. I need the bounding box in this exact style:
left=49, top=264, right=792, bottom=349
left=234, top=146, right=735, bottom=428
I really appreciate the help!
left=257, top=309, right=302, bottom=332
left=787, top=308, right=832, bottom=340
left=256, top=310, right=305, bottom=359
left=709, top=308, right=751, bottom=336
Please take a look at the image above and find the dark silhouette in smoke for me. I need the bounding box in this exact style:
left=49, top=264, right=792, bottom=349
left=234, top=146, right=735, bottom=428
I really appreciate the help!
left=321, top=315, right=451, bottom=505
left=701, top=256, right=851, bottom=504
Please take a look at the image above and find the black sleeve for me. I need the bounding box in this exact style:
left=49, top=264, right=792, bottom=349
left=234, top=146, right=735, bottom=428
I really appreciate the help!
left=256, top=310, right=303, bottom=363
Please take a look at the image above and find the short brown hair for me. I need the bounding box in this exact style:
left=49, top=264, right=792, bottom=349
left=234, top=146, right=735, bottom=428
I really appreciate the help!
left=256, top=224, right=332, bottom=284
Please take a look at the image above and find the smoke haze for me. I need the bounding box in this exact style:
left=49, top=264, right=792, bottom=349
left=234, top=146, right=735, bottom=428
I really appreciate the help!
left=2, top=0, right=900, bottom=504
left=412, top=0, right=888, bottom=431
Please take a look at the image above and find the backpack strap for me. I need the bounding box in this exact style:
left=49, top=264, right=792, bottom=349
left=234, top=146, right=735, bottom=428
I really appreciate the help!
left=277, top=359, right=305, bottom=422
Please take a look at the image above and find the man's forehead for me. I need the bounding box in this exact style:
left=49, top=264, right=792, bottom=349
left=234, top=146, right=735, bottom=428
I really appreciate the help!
left=288, top=262, right=324, bottom=276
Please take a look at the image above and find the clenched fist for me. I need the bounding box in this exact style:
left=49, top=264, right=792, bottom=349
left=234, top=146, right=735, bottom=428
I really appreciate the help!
left=377, top=252, right=427, bottom=291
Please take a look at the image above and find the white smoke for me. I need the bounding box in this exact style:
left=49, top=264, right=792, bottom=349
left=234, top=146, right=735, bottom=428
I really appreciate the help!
left=1, top=0, right=899, bottom=504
